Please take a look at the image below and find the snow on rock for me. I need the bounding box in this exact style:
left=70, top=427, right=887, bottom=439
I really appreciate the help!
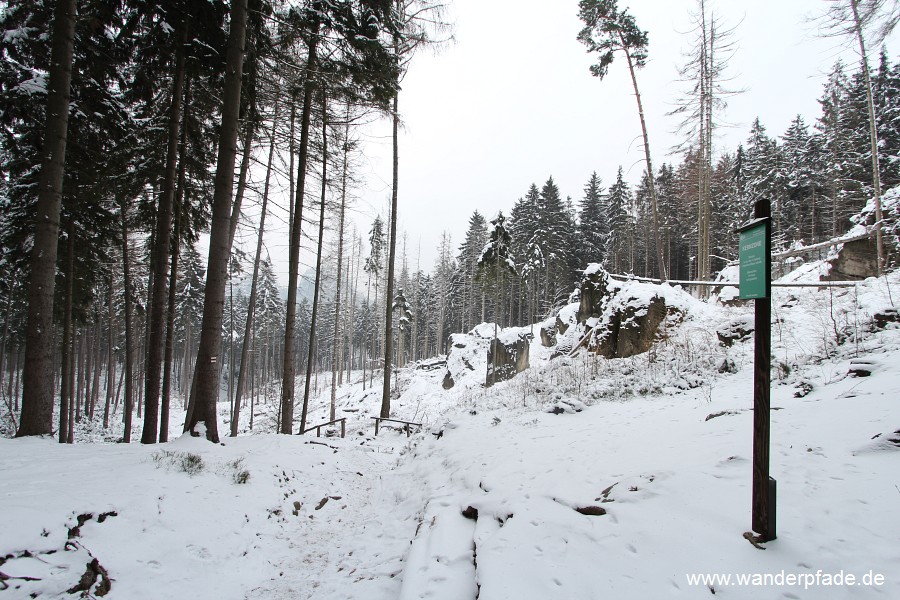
left=2, top=265, right=900, bottom=599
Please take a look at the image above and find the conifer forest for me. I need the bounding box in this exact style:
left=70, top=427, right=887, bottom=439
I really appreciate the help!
left=2, top=0, right=899, bottom=443
left=3, top=1, right=900, bottom=598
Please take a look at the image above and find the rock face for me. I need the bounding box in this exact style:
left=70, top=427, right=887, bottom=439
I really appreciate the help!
left=485, top=335, right=530, bottom=387
left=592, top=295, right=668, bottom=359
left=576, top=267, right=611, bottom=323
left=827, top=238, right=880, bottom=280
left=539, top=325, right=556, bottom=348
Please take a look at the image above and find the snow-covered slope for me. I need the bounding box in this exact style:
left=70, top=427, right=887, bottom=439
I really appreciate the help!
left=2, top=266, right=899, bottom=599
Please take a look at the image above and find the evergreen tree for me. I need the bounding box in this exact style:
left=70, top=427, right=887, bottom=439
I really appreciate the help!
left=536, top=177, right=575, bottom=311
left=455, top=211, right=488, bottom=331
left=779, top=115, right=815, bottom=244
left=577, top=171, right=608, bottom=268
left=606, top=167, right=632, bottom=274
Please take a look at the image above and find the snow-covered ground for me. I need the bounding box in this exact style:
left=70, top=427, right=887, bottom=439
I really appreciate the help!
left=2, top=265, right=899, bottom=599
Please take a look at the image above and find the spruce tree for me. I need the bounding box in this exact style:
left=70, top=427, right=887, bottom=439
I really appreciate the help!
left=578, top=171, right=608, bottom=268
left=606, top=167, right=632, bottom=274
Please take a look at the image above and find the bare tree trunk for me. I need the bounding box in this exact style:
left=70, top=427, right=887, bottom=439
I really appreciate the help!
left=850, top=0, right=885, bottom=275
left=120, top=201, right=135, bottom=443
left=59, top=218, right=75, bottom=443
left=90, top=321, right=101, bottom=419
left=18, top=0, right=77, bottom=437
left=620, top=36, right=667, bottom=282
left=143, top=27, right=189, bottom=444
left=76, top=328, right=84, bottom=423
left=104, top=276, right=114, bottom=429
left=184, top=0, right=248, bottom=442
left=232, top=104, right=278, bottom=437
left=227, top=42, right=259, bottom=253
left=330, top=106, right=351, bottom=422
left=160, top=79, right=192, bottom=442
left=381, top=86, right=400, bottom=419
left=280, top=32, right=319, bottom=435
left=301, top=95, right=329, bottom=433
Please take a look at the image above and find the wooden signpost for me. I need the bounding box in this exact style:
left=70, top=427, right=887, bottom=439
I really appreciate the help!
left=738, top=199, right=776, bottom=542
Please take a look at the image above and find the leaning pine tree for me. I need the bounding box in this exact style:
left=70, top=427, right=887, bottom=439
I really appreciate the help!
left=577, top=0, right=667, bottom=281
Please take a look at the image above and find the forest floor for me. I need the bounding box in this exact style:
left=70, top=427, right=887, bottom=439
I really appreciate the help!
left=2, top=265, right=899, bottom=599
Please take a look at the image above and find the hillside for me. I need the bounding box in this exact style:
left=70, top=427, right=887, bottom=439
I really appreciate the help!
left=2, top=264, right=899, bottom=599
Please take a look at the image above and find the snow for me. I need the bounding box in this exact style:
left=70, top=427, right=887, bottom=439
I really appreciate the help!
left=2, top=264, right=900, bottom=599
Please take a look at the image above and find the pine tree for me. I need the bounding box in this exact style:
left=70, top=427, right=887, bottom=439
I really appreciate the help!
left=578, top=0, right=667, bottom=279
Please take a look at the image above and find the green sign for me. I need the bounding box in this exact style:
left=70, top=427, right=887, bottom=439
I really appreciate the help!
left=739, top=222, right=768, bottom=300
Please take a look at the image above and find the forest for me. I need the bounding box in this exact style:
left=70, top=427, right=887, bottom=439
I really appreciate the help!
left=1, top=0, right=898, bottom=444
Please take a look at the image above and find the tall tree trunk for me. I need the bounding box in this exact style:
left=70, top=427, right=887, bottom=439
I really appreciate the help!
left=381, top=85, right=400, bottom=419
left=120, top=201, right=135, bottom=443
left=620, top=37, right=667, bottom=282
left=17, top=0, right=77, bottom=437
left=59, top=218, right=75, bottom=443
left=76, top=328, right=84, bottom=423
left=160, top=78, right=192, bottom=442
left=232, top=104, right=278, bottom=437
left=330, top=106, right=351, bottom=422
left=849, top=0, right=885, bottom=275
left=184, top=0, right=248, bottom=442
left=90, top=321, right=101, bottom=419
left=104, top=276, right=114, bottom=429
left=280, top=30, right=319, bottom=435
left=301, top=95, right=329, bottom=434
left=143, top=28, right=189, bottom=444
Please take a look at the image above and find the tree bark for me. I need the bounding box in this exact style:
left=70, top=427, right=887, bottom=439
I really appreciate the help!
left=184, top=0, right=248, bottom=442
left=17, top=0, right=77, bottom=437
left=620, top=37, right=667, bottom=282
left=120, top=201, right=135, bottom=443
left=104, top=275, right=114, bottom=429
left=381, top=88, right=400, bottom=419
left=850, top=0, right=885, bottom=275
left=301, top=94, right=329, bottom=434
left=232, top=104, right=278, bottom=437
left=330, top=107, right=351, bottom=422
left=280, top=31, right=319, bottom=435
left=143, top=27, right=189, bottom=444
left=59, top=218, right=75, bottom=443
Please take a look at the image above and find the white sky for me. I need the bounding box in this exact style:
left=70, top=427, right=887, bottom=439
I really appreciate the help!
left=350, top=0, right=897, bottom=273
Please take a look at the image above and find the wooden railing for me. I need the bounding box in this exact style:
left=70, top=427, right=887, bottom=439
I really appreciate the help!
left=301, top=417, right=346, bottom=438
left=370, top=417, right=422, bottom=437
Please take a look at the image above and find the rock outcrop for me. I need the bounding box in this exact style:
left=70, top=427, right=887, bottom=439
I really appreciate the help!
left=485, top=335, right=530, bottom=387
left=568, top=266, right=676, bottom=359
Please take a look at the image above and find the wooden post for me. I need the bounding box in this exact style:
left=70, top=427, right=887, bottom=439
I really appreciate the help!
left=751, top=199, right=775, bottom=541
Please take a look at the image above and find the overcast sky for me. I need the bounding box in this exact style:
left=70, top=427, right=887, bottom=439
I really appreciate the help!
left=241, top=0, right=897, bottom=287
left=342, top=0, right=900, bottom=272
